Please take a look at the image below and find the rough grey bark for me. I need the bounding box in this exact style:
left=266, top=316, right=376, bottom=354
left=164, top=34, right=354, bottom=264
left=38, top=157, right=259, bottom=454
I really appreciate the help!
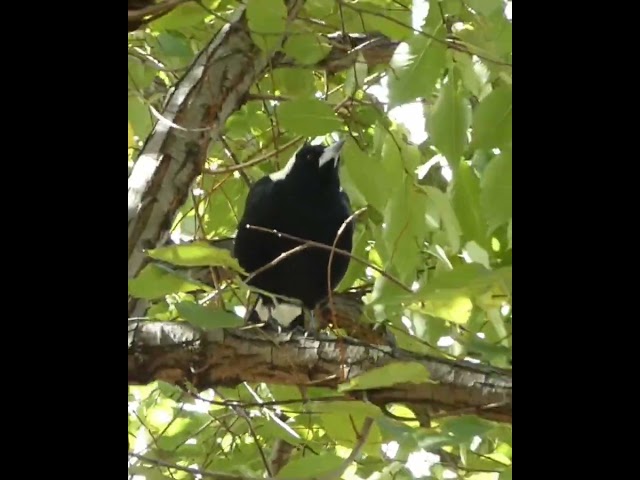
left=128, top=321, right=512, bottom=424
left=127, top=1, right=305, bottom=317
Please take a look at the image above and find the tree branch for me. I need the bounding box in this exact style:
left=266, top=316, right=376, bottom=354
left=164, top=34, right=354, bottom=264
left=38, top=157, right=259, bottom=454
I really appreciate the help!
left=128, top=321, right=512, bottom=424
left=277, top=31, right=400, bottom=74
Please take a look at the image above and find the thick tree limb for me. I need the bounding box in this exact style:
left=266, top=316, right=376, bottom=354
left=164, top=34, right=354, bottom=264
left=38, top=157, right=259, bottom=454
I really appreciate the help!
left=127, top=1, right=305, bottom=317
left=128, top=321, right=512, bottom=424
left=279, top=32, right=399, bottom=74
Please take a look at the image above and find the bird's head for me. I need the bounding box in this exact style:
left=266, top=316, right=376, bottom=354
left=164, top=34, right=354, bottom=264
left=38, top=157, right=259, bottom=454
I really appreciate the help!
left=270, top=139, right=346, bottom=188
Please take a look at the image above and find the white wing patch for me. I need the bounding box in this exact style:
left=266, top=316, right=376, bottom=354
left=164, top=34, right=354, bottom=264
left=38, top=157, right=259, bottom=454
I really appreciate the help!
left=256, top=298, right=303, bottom=326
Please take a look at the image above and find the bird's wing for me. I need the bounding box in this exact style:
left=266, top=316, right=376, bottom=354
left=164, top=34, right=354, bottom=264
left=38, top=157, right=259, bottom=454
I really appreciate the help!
left=339, top=189, right=352, bottom=211
left=241, top=175, right=274, bottom=222
left=234, top=175, right=276, bottom=274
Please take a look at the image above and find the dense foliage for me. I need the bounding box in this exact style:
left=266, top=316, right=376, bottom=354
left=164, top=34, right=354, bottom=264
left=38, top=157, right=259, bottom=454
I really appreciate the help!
left=128, top=0, right=512, bottom=478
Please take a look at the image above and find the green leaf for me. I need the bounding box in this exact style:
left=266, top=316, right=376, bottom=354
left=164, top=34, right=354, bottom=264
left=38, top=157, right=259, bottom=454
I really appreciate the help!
left=464, top=241, right=490, bottom=269
left=156, top=410, right=212, bottom=450
left=147, top=241, right=246, bottom=273
left=472, top=84, right=512, bottom=150
left=277, top=99, right=342, bottom=136
left=381, top=180, right=424, bottom=282
left=388, top=27, right=447, bottom=108
left=312, top=401, right=383, bottom=456
left=156, top=32, right=192, bottom=58
left=423, top=263, right=510, bottom=294
left=202, top=176, right=246, bottom=237
left=360, top=1, right=414, bottom=40
left=466, top=0, right=504, bottom=16
left=283, top=31, right=331, bottom=65
left=427, top=74, right=471, bottom=167
left=276, top=453, right=345, bottom=479
left=128, top=96, right=152, bottom=143
left=455, top=54, right=490, bottom=99
left=224, top=109, right=251, bottom=139
left=416, top=290, right=474, bottom=324
left=423, top=185, right=462, bottom=253
left=128, top=121, right=135, bottom=148
left=273, top=68, right=316, bottom=98
left=416, top=432, right=458, bottom=450
left=441, top=415, right=496, bottom=443
left=380, top=133, right=405, bottom=189
left=128, top=264, right=202, bottom=299
left=500, top=466, right=513, bottom=480
left=128, top=58, right=156, bottom=92
left=452, top=162, right=489, bottom=249
left=175, top=301, right=244, bottom=329
left=337, top=226, right=370, bottom=290
left=507, top=218, right=512, bottom=249
left=344, top=58, right=368, bottom=95
left=480, top=151, right=512, bottom=233
left=339, top=362, right=430, bottom=392
left=246, top=0, right=287, bottom=53
left=343, top=139, right=388, bottom=213
left=304, top=0, right=337, bottom=17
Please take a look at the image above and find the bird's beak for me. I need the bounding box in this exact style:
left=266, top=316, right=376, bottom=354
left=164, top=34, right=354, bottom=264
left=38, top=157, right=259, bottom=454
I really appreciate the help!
left=318, top=139, right=346, bottom=168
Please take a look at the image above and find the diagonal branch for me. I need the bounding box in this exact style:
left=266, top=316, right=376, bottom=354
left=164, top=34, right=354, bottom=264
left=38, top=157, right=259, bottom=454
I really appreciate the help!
left=128, top=321, right=512, bottom=424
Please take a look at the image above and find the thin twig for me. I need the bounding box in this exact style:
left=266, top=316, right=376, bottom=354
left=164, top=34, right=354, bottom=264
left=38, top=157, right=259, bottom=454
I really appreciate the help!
left=244, top=244, right=310, bottom=285
left=338, top=0, right=512, bottom=67
left=246, top=225, right=412, bottom=293
left=129, top=453, right=258, bottom=480
left=317, top=417, right=375, bottom=480
left=325, top=207, right=367, bottom=346
left=220, top=136, right=251, bottom=186
left=206, top=136, right=305, bottom=174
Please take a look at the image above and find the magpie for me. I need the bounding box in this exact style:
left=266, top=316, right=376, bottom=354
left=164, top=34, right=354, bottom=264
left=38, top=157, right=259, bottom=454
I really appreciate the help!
left=233, top=139, right=354, bottom=330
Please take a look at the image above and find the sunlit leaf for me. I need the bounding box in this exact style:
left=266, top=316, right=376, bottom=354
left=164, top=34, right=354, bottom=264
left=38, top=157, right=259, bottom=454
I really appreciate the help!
left=277, top=453, right=344, bottom=479
left=466, top=0, right=504, bottom=16
left=273, top=68, right=317, bottom=97
left=128, top=264, right=202, bottom=299
left=283, top=31, right=331, bottom=65
left=339, top=362, right=430, bottom=392
left=472, top=84, right=512, bottom=150
left=312, top=401, right=383, bottom=457
left=277, top=99, right=342, bottom=136
left=480, top=151, right=512, bottom=233
left=148, top=241, right=246, bottom=273
left=427, top=74, right=471, bottom=168
left=246, top=0, right=287, bottom=53
left=452, top=162, right=489, bottom=249
left=175, top=301, right=244, bottom=329
left=128, top=122, right=135, bottom=148
left=423, top=185, right=462, bottom=253
left=388, top=27, right=447, bottom=108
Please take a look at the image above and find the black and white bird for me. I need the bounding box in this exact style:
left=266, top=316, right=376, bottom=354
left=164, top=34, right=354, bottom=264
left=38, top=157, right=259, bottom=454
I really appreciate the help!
left=233, top=139, right=354, bottom=330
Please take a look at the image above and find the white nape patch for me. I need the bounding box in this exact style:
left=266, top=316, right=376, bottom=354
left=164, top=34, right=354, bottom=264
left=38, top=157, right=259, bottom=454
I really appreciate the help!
left=269, top=156, right=296, bottom=182
left=256, top=298, right=303, bottom=326
left=272, top=303, right=303, bottom=326
left=318, top=139, right=345, bottom=168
